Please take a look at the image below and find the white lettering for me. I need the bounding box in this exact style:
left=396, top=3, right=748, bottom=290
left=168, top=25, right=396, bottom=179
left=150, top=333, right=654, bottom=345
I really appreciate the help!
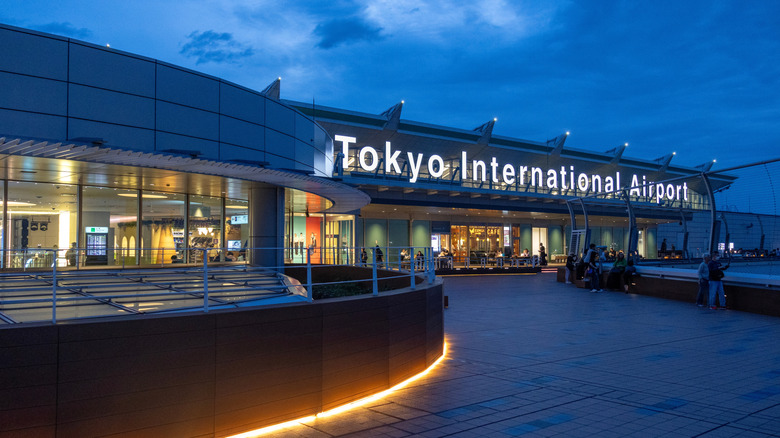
left=428, top=154, right=445, bottom=178
left=531, top=167, right=543, bottom=186
left=578, top=173, right=589, bottom=191
left=473, top=160, right=487, bottom=182
left=560, top=166, right=568, bottom=190
left=490, top=157, right=499, bottom=183
left=683, top=182, right=688, bottom=201
left=385, top=141, right=401, bottom=174
left=359, top=146, right=378, bottom=171
left=408, top=152, right=424, bottom=183
left=656, top=183, right=664, bottom=203
left=605, top=176, right=614, bottom=192
left=520, top=166, right=528, bottom=185
left=591, top=174, right=602, bottom=192
left=630, top=174, right=641, bottom=196
left=334, top=135, right=356, bottom=170
left=546, top=169, right=558, bottom=189
left=502, top=164, right=516, bottom=185
left=461, top=151, right=468, bottom=181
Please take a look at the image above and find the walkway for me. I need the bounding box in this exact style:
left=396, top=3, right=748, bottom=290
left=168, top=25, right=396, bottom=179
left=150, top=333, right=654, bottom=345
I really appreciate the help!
left=267, top=273, right=780, bottom=437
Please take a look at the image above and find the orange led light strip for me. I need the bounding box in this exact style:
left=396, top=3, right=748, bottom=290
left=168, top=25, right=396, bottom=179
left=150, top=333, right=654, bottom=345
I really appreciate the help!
left=227, top=341, right=448, bottom=438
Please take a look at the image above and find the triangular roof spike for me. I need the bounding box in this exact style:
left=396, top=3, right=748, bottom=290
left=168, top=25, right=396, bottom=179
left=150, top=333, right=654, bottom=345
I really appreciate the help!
left=696, top=159, right=716, bottom=172
left=654, top=151, right=676, bottom=172
left=262, top=77, right=281, bottom=100
left=473, top=118, right=496, bottom=145
left=380, top=100, right=404, bottom=131
left=605, top=142, right=628, bottom=164
left=547, top=131, right=569, bottom=156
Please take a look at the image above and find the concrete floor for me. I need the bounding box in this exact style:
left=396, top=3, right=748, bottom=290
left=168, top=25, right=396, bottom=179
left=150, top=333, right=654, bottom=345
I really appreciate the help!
left=259, top=273, right=780, bottom=437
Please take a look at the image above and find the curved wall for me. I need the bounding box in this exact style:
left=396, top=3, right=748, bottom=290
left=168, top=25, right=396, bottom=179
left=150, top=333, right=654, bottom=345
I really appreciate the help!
left=0, top=283, right=444, bottom=438
left=0, top=24, right=333, bottom=177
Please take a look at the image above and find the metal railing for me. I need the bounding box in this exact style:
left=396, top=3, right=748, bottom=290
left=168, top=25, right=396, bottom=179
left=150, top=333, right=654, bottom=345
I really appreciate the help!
left=0, top=246, right=440, bottom=325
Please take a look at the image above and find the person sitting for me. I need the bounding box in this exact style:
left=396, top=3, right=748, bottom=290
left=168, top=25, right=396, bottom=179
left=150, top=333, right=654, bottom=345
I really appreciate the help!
left=606, top=252, right=627, bottom=290
left=623, top=259, right=638, bottom=292
left=225, top=251, right=236, bottom=262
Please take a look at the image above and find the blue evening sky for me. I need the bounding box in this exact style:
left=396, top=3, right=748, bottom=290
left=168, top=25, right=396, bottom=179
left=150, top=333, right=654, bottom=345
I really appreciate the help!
left=2, top=1, right=778, bottom=170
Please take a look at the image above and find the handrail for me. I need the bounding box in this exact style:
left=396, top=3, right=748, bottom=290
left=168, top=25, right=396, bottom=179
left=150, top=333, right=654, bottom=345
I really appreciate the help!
left=0, top=246, right=442, bottom=324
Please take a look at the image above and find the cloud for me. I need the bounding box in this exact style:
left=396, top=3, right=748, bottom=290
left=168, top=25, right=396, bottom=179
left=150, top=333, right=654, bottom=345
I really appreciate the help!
left=314, top=16, right=383, bottom=49
left=180, top=30, right=254, bottom=64
left=35, top=22, right=92, bottom=39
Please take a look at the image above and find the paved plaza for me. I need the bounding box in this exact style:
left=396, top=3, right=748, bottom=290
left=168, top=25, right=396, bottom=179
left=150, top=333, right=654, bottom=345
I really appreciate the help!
left=265, top=273, right=780, bottom=437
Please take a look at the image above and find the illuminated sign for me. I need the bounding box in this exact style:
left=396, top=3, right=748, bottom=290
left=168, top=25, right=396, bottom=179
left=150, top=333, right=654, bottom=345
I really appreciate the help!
left=334, top=135, right=688, bottom=204
left=231, top=215, right=248, bottom=224
left=85, top=227, right=109, bottom=233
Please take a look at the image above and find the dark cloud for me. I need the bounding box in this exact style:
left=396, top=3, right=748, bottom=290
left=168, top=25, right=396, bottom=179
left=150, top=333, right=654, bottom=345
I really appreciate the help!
left=314, top=17, right=383, bottom=49
left=180, top=30, right=254, bottom=64
left=35, top=22, right=92, bottom=39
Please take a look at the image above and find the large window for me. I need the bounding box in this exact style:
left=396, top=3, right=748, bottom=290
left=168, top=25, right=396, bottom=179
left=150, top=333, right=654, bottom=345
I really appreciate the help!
left=226, top=199, right=248, bottom=262
left=5, top=182, right=77, bottom=268
left=82, top=186, right=139, bottom=266
left=189, top=195, right=223, bottom=263
left=140, top=191, right=185, bottom=266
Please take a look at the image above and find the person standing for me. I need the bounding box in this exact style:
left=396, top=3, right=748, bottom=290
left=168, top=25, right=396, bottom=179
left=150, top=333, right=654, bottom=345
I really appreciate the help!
left=696, top=254, right=710, bottom=307
left=539, top=243, right=547, bottom=266
left=708, top=252, right=729, bottom=309
left=565, top=253, right=576, bottom=284
left=585, top=244, right=602, bottom=292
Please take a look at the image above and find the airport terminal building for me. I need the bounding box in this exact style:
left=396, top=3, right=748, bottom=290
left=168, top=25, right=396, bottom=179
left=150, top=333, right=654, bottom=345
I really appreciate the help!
left=0, top=23, right=746, bottom=272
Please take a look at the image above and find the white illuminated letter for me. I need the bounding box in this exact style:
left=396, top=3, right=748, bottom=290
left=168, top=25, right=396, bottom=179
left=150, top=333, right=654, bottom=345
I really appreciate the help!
left=560, top=166, right=568, bottom=190
left=630, top=174, right=640, bottom=196
left=666, top=184, right=675, bottom=200
left=490, top=157, right=499, bottom=183
left=546, top=169, right=558, bottom=189
left=461, top=151, right=468, bottom=181
left=520, top=166, right=528, bottom=185
left=334, top=135, right=356, bottom=170
left=656, top=183, right=665, bottom=203
left=428, top=154, right=445, bottom=178
left=407, top=152, right=424, bottom=183
left=473, top=160, right=487, bottom=182
left=683, top=182, right=688, bottom=201
left=591, top=174, right=602, bottom=192
left=577, top=173, right=589, bottom=191
left=385, top=141, right=401, bottom=174
left=502, top=164, right=515, bottom=185
left=359, top=146, right=378, bottom=171
left=604, top=176, right=614, bottom=192
left=531, top=167, right=543, bottom=186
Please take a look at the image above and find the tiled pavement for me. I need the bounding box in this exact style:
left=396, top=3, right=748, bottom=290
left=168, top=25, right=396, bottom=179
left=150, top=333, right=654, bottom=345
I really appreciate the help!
left=263, top=273, right=780, bottom=437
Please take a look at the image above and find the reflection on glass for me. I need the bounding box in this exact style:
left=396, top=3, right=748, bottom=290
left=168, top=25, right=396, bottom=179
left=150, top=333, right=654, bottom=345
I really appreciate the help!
left=226, top=199, right=248, bottom=262
left=82, top=186, right=139, bottom=266
left=189, top=195, right=223, bottom=263
left=6, top=181, right=77, bottom=269
left=140, top=191, right=185, bottom=266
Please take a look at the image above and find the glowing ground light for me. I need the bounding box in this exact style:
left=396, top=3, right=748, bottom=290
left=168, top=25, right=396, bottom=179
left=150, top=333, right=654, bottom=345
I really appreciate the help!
left=227, top=342, right=449, bottom=438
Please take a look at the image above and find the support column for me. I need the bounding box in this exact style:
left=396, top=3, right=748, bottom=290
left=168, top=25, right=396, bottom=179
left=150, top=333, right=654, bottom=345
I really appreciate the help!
left=701, top=173, right=717, bottom=255
left=622, top=189, right=639, bottom=262
left=249, top=185, right=284, bottom=269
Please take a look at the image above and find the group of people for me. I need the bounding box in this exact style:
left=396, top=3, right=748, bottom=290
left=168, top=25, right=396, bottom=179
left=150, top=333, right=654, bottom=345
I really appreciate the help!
left=696, top=252, right=729, bottom=309
left=565, top=244, right=637, bottom=293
